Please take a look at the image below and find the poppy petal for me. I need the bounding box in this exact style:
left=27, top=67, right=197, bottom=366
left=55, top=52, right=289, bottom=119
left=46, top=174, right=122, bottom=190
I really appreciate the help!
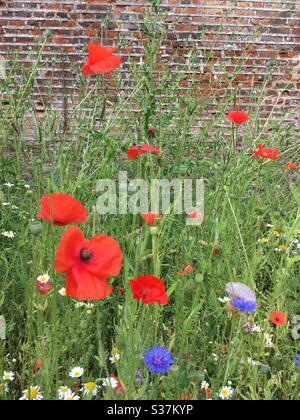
left=86, top=234, right=122, bottom=277
left=66, top=267, right=112, bottom=301
left=55, top=226, right=86, bottom=273
left=87, top=43, right=116, bottom=63
left=140, top=144, right=161, bottom=155
left=89, top=56, right=121, bottom=75
left=36, top=193, right=87, bottom=226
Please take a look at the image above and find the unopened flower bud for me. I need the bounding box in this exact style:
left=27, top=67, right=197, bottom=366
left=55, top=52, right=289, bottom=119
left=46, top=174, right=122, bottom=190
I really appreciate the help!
left=30, top=220, right=43, bottom=236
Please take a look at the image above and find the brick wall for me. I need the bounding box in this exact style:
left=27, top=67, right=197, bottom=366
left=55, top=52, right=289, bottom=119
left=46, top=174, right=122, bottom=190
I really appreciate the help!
left=0, top=0, right=299, bottom=129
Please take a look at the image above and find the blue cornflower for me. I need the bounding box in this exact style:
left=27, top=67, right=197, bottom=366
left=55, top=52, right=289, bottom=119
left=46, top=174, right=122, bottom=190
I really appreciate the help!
left=143, top=345, right=174, bottom=374
left=294, top=354, right=300, bottom=368
left=232, top=298, right=257, bottom=313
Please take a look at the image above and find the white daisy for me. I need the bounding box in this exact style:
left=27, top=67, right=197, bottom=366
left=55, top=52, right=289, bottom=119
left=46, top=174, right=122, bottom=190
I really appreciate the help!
left=20, top=386, right=43, bottom=400
left=2, top=371, right=15, bottom=382
left=2, top=202, right=10, bottom=206
left=219, top=386, right=234, bottom=400
left=218, top=296, right=231, bottom=304
left=3, top=182, right=14, bottom=188
left=74, top=302, right=85, bottom=309
left=58, top=386, right=72, bottom=399
left=63, top=390, right=80, bottom=400
left=102, top=377, right=118, bottom=389
left=201, top=381, right=210, bottom=390
left=37, top=274, right=50, bottom=284
left=252, top=324, right=262, bottom=333
left=69, top=367, right=84, bottom=379
left=81, top=382, right=99, bottom=396
left=1, top=231, right=15, bottom=238
left=109, top=353, right=120, bottom=364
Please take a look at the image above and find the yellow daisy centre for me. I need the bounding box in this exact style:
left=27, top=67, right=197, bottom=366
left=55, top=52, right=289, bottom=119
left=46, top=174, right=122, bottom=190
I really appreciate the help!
left=221, top=389, right=229, bottom=397
left=73, top=371, right=81, bottom=378
left=85, top=382, right=96, bottom=392
left=28, top=387, right=39, bottom=399
left=60, top=387, right=69, bottom=393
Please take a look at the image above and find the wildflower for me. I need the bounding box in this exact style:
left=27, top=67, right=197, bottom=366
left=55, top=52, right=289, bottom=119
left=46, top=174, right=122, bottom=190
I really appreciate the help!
left=148, top=128, right=156, bottom=137
left=34, top=358, right=43, bottom=372
left=36, top=193, right=87, bottom=226
left=232, top=298, right=257, bottom=313
left=82, top=43, right=121, bottom=76
left=177, top=264, right=192, bottom=275
left=258, top=237, right=269, bottom=244
left=0, top=382, right=8, bottom=396
left=3, top=371, right=15, bottom=382
left=275, top=244, right=286, bottom=253
left=188, top=211, right=202, bottom=219
left=141, top=213, right=162, bottom=226
left=36, top=281, right=52, bottom=296
left=2, top=202, right=10, bottom=206
left=24, top=184, right=31, bottom=189
left=252, top=324, right=262, bottom=333
left=126, top=144, right=161, bottom=160
left=285, top=162, right=298, bottom=170
left=129, top=275, right=168, bottom=305
left=75, top=302, right=86, bottom=309
left=37, top=274, right=50, bottom=284
left=264, top=333, right=273, bottom=348
left=3, top=182, right=14, bottom=188
left=226, top=282, right=256, bottom=304
left=227, top=111, right=249, bottom=125
left=58, top=386, right=72, bottom=399
left=269, top=311, right=287, bottom=326
left=102, top=376, right=118, bottom=389
left=109, top=373, right=126, bottom=394
left=86, top=303, right=94, bottom=314
left=55, top=226, right=122, bottom=301
left=81, top=382, right=98, bottom=396
left=253, top=144, right=279, bottom=160
left=294, top=354, right=300, bottom=368
left=69, top=367, right=84, bottom=379
left=180, top=392, right=193, bottom=400
left=20, top=386, right=43, bottom=400
left=219, top=386, right=234, bottom=400
left=109, top=347, right=120, bottom=364
left=218, top=296, right=231, bottom=304
left=143, top=345, right=174, bottom=374
left=201, top=381, right=210, bottom=390
left=64, top=391, right=80, bottom=400
left=1, top=231, right=15, bottom=238
left=58, top=288, right=67, bottom=296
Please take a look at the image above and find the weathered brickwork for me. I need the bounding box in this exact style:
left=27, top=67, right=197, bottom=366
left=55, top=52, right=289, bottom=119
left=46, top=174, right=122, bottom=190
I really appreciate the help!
left=0, top=0, right=299, bottom=128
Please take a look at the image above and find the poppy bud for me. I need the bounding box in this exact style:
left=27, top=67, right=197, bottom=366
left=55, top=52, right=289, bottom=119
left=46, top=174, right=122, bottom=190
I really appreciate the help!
left=26, top=189, right=34, bottom=197
left=30, top=220, right=43, bottom=236
left=179, top=165, right=188, bottom=175
left=150, top=226, right=159, bottom=236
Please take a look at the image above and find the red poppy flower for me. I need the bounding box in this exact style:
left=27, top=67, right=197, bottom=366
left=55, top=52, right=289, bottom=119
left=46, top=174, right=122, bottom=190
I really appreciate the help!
left=55, top=226, right=122, bottom=301
left=285, top=162, right=299, bottom=170
left=126, top=144, right=161, bottom=160
left=141, top=213, right=162, bottom=226
left=129, top=274, right=168, bottom=305
left=227, top=111, right=249, bottom=125
left=253, top=144, right=279, bottom=160
left=82, top=43, right=121, bottom=76
left=34, top=358, right=43, bottom=372
left=269, top=311, right=287, bottom=326
left=36, top=281, right=52, bottom=296
left=36, top=193, right=87, bottom=226
left=177, top=264, right=192, bottom=275
left=148, top=128, right=156, bottom=137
